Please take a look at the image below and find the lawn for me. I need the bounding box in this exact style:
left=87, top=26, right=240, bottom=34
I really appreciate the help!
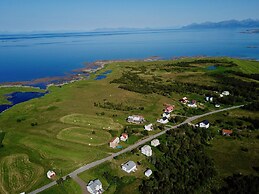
left=60, top=114, right=123, bottom=130
left=40, top=178, right=82, bottom=194
left=231, top=58, right=259, bottom=74
left=57, top=127, right=112, bottom=146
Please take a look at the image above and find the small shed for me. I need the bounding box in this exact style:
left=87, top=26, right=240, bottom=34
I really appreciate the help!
left=46, top=170, right=56, bottom=179
left=144, top=169, right=153, bottom=177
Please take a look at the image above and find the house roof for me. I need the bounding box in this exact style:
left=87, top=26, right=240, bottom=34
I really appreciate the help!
left=201, top=120, right=209, bottom=125
left=122, top=161, right=136, bottom=171
left=110, top=137, right=119, bottom=143
left=222, top=129, right=233, bottom=134
left=141, top=145, right=152, bottom=152
left=166, top=106, right=174, bottom=110
left=121, top=133, right=128, bottom=138
left=151, top=139, right=160, bottom=145
left=87, top=179, right=102, bottom=192
left=145, top=123, right=153, bottom=128
left=145, top=169, right=152, bottom=177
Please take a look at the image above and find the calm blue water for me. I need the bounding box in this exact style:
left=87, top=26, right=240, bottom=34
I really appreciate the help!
left=0, top=28, right=259, bottom=83
left=0, top=91, right=46, bottom=113
left=95, top=75, right=107, bottom=80
left=207, top=65, right=217, bottom=70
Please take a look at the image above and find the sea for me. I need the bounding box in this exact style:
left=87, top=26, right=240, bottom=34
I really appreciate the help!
left=0, top=28, right=259, bottom=83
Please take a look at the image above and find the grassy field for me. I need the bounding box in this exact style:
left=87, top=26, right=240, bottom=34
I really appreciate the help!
left=57, top=127, right=112, bottom=146
left=231, top=58, right=259, bottom=74
left=194, top=109, right=259, bottom=178
left=0, top=154, right=44, bottom=194
left=0, top=57, right=258, bottom=193
left=60, top=113, right=123, bottom=130
left=40, top=178, right=82, bottom=194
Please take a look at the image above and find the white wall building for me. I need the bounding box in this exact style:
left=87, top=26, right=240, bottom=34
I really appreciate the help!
left=151, top=139, right=160, bottom=147
left=144, top=169, right=153, bottom=177
left=144, top=123, right=153, bottom=131
left=121, top=161, right=137, bottom=173
left=87, top=179, right=104, bottom=194
left=141, top=145, right=152, bottom=157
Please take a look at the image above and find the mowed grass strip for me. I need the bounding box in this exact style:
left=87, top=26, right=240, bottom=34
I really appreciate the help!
left=57, top=127, right=112, bottom=146
left=0, top=154, right=44, bottom=194
left=20, top=136, right=109, bottom=171
left=60, top=114, right=123, bottom=130
left=231, top=58, right=259, bottom=74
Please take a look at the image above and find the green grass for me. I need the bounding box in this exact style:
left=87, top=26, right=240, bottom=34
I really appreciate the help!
left=0, top=154, right=44, bottom=194
left=206, top=136, right=259, bottom=177
left=231, top=58, right=259, bottom=74
left=60, top=113, right=123, bottom=130
left=39, top=179, right=82, bottom=194
left=57, top=127, right=112, bottom=146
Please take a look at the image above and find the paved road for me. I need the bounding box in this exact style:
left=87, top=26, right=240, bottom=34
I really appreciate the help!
left=28, top=105, right=243, bottom=194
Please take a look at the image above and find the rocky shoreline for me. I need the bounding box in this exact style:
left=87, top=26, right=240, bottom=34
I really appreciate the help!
left=1, top=56, right=258, bottom=89
left=0, top=57, right=161, bottom=89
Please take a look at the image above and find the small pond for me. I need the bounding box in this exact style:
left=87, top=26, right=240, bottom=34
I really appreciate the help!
left=0, top=91, right=47, bottom=113
left=207, top=65, right=217, bottom=70
left=94, top=70, right=112, bottom=80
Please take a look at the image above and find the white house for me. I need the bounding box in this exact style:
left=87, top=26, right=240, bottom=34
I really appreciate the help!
left=151, top=139, right=160, bottom=147
left=144, top=169, right=153, bottom=177
left=120, top=133, right=128, bottom=141
left=127, top=115, right=145, bottom=124
left=87, top=179, right=104, bottom=194
left=157, top=117, right=169, bottom=124
left=205, top=96, right=213, bottom=102
left=196, top=120, right=210, bottom=129
left=141, top=145, right=152, bottom=157
left=180, top=97, right=189, bottom=104
left=46, top=170, right=56, bottom=179
left=222, top=91, right=230, bottom=96
left=144, top=123, right=153, bottom=131
left=162, top=112, right=170, bottom=119
left=121, top=161, right=137, bottom=173
left=187, top=100, right=197, bottom=108
left=109, top=137, right=120, bottom=148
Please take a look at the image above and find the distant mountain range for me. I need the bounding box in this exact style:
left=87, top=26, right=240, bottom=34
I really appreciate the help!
left=182, top=19, right=259, bottom=29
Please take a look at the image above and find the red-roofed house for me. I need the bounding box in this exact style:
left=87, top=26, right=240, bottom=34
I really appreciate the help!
left=109, top=137, right=120, bottom=148
left=120, top=133, right=128, bottom=141
left=164, top=105, right=174, bottom=113
left=222, top=129, right=233, bottom=136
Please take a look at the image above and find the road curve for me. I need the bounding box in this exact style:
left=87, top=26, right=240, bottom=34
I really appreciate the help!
left=28, top=105, right=243, bottom=194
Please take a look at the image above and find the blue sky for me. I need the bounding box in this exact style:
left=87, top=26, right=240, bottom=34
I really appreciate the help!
left=0, top=0, right=259, bottom=32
